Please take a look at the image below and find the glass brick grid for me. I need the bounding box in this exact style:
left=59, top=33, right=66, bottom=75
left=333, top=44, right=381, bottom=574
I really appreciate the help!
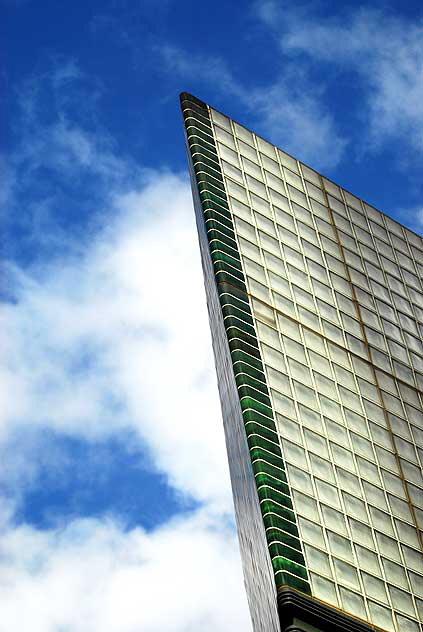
left=181, top=94, right=312, bottom=598
left=208, top=105, right=423, bottom=632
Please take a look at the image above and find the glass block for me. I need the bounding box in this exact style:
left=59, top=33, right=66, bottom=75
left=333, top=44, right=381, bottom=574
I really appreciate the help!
left=349, top=518, right=374, bottom=547
left=368, top=601, right=394, bottom=630
left=395, top=520, right=420, bottom=548
left=362, top=572, right=388, bottom=603
left=363, top=481, right=388, bottom=511
left=339, top=587, right=367, bottom=620
left=252, top=299, right=276, bottom=326
left=336, top=468, right=360, bottom=495
left=401, top=545, right=423, bottom=573
left=261, top=344, right=285, bottom=371
left=356, top=457, right=381, bottom=485
left=298, top=404, right=324, bottom=433
left=304, top=428, right=329, bottom=458
left=331, top=444, right=356, bottom=471
left=315, top=479, right=341, bottom=509
left=381, top=470, right=406, bottom=498
left=277, top=416, right=302, bottom=443
left=308, top=350, right=331, bottom=375
left=389, top=585, right=416, bottom=616
left=325, top=419, right=348, bottom=444
left=344, top=409, right=369, bottom=437
left=343, top=493, right=368, bottom=522
left=396, top=614, right=420, bottom=632
left=382, top=558, right=408, bottom=589
left=321, top=504, right=348, bottom=535
left=409, top=571, right=423, bottom=598
left=272, top=391, right=297, bottom=419
left=310, top=453, right=336, bottom=484
left=287, top=464, right=313, bottom=495
left=333, top=558, right=359, bottom=589
left=256, top=322, right=281, bottom=349
left=355, top=544, right=381, bottom=575
left=293, top=381, right=319, bottom=410
left=292, top=490, right=319, bottom=521
left=388, top=495, right=412, bottom=521
left=298, top=516, right=326, bottom=549
left=375, top=532, right=401, bottom=562
left=266, top=367, right=292, bottom=396
left=283, top=337, right=306, bottom=363
left=327, top=531, right=353, bottom=562
left=310, top=573, right=338, bottom=606
left=304, top=544, right=332, bottom=576
left=369, top=506, right=394, bottom=536
left=350, top=433, right=374, bottom=460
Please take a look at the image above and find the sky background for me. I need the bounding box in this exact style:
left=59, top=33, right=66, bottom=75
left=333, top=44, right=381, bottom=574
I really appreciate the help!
left=1, top=1, right=422, bottom=630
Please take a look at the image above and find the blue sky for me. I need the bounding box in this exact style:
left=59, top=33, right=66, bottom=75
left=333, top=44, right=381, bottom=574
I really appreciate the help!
left=1, top=1, right=422, bottom=630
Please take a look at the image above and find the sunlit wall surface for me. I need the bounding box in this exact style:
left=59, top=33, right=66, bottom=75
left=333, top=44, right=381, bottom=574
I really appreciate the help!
left=181, top=93, right=423, bottom=632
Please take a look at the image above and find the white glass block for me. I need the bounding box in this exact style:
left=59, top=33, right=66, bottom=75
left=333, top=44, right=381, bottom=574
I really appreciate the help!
left=266, top=366, right=291, bottom=396
left=402, top=459, right=423, bottom=486
left=273, top=292, right=297, bottom=319
left=310, top=573, right=338, bottom=606
left=402, top=545, right=423, bottom=573
left=409, top=571, right=423, bottom=598
left=282, top=439, right=307, bottom=469
left=256, top=322, right=281, bottom=349
left=363, top=481, right=388, bottom=511
left=375, top=532, right=401, bottom=562
left=395, top=520, right=420, bottom=548
left=254, top=211, right=277, bottom=237
left=355, top=544, right=381, bottom=575
left=288, top=357, right=313, bottom=387
left=260, top=230, right=280, bottom=256
left=238, top=139, right=258, bottom=161
left=210, top=108, right=232, bottom=131
left=247, top=174, right=267, bottom=198
left=234, top=215, right=256, bottom=241
left=304, top=428, right=329, bottom=458
left=283, top=337, right=307, bottom=363
left=239, top=236, right=261, bottom=261
left=274, top=206, right=295, bottom=230
left=389, top=585, right=415, bottom=616
left=388, top=495, right=413, bottom=521
left=288, top=264, right=310, bottom=289
left=298, top=516, right=326, bottom=548
left=266, top=171, right=286, bottom=195
left=293, top=381, right=319, bottom=410
left=284, top=168, right=304, bottom=191
left=251, top=193, right=271, bottom=216
left=304, top=544, right=332, bottom=577
left=345, top=409, right=369, bottom=437
left=222, top=159, right=243, bottom=183
left=331, top=444, right=356, bottom=472
left=233, top=122, right=254, bottom=145
left=396, top=614, right=420, bottom=632
left=328, top=531, right=353, bottom=562
left=375, top=446, right=398, bottom=472
left=252, top=299, right=276, bottom=326
left=298, top=404, right=324, bottom=433
left=382, top=558, right=408, bottom=589
left=242, top=156, right=263, bottom=180
left=381, top=471, right=406, bottom=498
left=248, top=277, right=270, bottom=302
left=272, top=391, right=297, bottom=419
left=314, top=372, right=337, bottom=400
left=343, top=493, right=368, bottom=522
left=336, top=468, right=360, bottom=495
left=268, top=271, right=291, bottom=296
left=333, top=558, right=359, bottom=589
left=369, top=506, right=395, bottom=536
left=321, top=504, right=348, bottom=535
left=214, top=125, right=236, bottom=149
left=350, top=433, right=374, bottom=459
left=244, top=257, right=267, bottom=284
left=368, top=601, right=394, bottom=631
left=339, top=587, right=367, bottom=620
left=349, top=518, right=374, bottom=547
left=292, top=490, right=319, bottom=521
left=277, top=416, right=302, bottom=443
left=304, top=330, right=326, bottom=354
left=315, top=479, right=341, bottom=509
left=287, top=463, right=313, bottom=495
left=261, top=154, right=280, bottom=176
left=310, top=453, right=335, bottom=484
left=218, top=142, right=240, bottom=166
left=325, top=418, right=348, bottom=442
left=277, top=314, right=301, bottom=341
left=319, top=395, right=342, bottom=421
left=362, top=572, right=388, bottom=603
left=262, top=345, right=286, bottom=373
left=356, top=457, right=381, bottom=484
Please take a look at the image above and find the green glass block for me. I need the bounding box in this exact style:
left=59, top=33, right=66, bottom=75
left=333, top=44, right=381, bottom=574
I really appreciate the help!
left=247, top=434, right=281, bottom=458
left=222, top=301, right=253, bottom=323
left=197, top=173, right=226, bottom=194
left=269, top=543, right=305, bottom=567
left=231, top=350, right=263, bottom=373
left=252, top=459, right=287, bottom=483
left=266, top=529, right=302, bottom=553
left=186, top=127, right=215, bottom=146
left=188, top=134, right=218, bottom=156
left=240, top=390, right=271, bottom=408
left=217, top=282, right=249, bottom=304
left=240, top=396, right=273, bottom=418
left=245, top=422, right=278, bottom=444
left=194, top=160, right=224, bottom=184
left=202, top=199, right=232, bottom=219
left=201, top=189, right=229, bottom=209
left=212, top=255, right=243, bottom=278
left=213, top=261, right=245, bottom=283
left=271, top=556, right=308, bottom=580
left=198, top=182, right=227, bottom=203
left=205, top=219, right=235, bottom=241
left=226, top=326, right=258, bottom=349
left=215, top=271, right=247, bottom=291
left=274, top=571, right=311, bottom=595
left=207, top=228, right=238, bottom=251
left=181, top=99, right=208, bottom=116
left=228, top=338, right=262, bottom=360
left=183, top=107, right=212, bottom=126
left=255, top=472, right=290, bottom=497
left=250, top=448, right=285, bottom=470
left=210, top=241, right=241, bottom=264
left=189, top=144, right=219, bottom=166
left=220, top=293, right=252, bottom=316
left=258, top=485, right=293, bottom=510
left=233, top=362, right=266, bottom=384
left=263, top=512, right=298, bottom=538
left=237, top=375, right=269, bottom=398
left=184, top=116, right=212, bottom=135
left=260, top=499, right=297, bottom=524
left=242, top=408, right=274, bottom=427
left=205, top=210, right=234, bottom=231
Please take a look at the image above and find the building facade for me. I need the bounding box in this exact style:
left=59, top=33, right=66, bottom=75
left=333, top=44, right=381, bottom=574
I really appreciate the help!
left=180, top=93, right=423, bottom=632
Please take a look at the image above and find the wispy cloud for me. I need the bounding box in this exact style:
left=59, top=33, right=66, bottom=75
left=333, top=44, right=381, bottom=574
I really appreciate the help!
left=255, top=2, right=423, bottom=154
left=156, top=45, right=346, bottom=170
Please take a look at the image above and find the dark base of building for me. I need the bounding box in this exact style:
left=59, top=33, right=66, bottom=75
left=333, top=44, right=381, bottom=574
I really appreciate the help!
left=278, top=588, right=377, bottom=632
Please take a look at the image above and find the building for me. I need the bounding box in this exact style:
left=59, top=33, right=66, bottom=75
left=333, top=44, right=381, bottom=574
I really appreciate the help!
left=180, top=93, right=423, bottom=632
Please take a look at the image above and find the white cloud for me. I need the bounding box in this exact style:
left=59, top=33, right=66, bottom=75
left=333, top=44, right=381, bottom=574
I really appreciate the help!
left=255, top=3, right=423, bottom=153
left=0, top=510, right=251, bottom=632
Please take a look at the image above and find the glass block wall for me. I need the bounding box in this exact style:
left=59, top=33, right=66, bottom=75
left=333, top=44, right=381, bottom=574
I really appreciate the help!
left=181, top=93, right=423, bottom=632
